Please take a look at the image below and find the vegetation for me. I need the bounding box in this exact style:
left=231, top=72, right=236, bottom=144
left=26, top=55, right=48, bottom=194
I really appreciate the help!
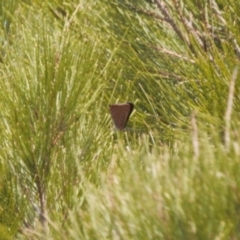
left=0, top=0, right=240, bottom=239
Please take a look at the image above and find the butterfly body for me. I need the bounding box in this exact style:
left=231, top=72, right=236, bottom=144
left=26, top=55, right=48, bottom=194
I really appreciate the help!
left=109, top=103, right=134, bottom=130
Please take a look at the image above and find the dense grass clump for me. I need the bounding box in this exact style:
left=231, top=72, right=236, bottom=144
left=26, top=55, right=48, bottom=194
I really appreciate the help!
left=0, top=0, right=240, bottom=239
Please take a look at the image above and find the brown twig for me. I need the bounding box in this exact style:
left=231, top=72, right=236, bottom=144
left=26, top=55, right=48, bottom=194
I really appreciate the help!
left=126, top=4, right=165, bottom=21
left=153, top=0, right=196, bottom=53
left=174, top=0, right=205, bottom=49
left=151, top=45, right=195, bottom=63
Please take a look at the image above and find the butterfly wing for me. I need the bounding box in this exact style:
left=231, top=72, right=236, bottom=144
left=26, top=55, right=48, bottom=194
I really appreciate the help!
left=123, top=103, right=134, bottom=127
left=109, top=103, right=134, bottom=130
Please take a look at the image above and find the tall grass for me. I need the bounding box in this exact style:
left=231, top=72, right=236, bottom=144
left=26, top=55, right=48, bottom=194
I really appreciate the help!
left=0, top=0, right=240, bottom=239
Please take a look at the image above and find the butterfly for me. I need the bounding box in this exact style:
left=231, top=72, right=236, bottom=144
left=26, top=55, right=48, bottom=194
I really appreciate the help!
left=109, top=103, right=134, bottom=130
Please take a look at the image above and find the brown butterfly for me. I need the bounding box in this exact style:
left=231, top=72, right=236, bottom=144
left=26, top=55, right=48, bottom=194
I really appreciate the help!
left=109, top=103, right=134, bottom=130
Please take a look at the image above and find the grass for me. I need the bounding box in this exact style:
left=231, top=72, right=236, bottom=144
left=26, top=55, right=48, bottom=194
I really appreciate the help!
left=0, top=0, right=240, bottom=239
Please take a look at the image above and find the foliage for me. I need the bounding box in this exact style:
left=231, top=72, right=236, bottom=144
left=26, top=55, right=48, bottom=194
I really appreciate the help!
left=0, top=0, right=240, bottom=239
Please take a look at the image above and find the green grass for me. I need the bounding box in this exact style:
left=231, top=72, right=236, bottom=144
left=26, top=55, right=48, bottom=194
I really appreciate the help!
left=0, top=0, right=240, bottom=239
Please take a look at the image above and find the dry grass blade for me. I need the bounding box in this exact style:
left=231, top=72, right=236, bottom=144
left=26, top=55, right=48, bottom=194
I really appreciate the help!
left=224, top=67, right=238, bottom=150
